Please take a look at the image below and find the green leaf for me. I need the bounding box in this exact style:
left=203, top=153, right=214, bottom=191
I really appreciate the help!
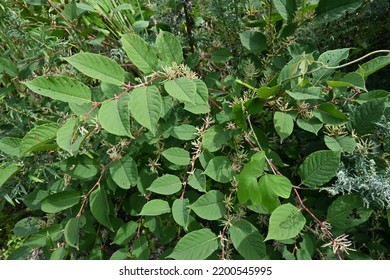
left=168, top=124, right=197, bottom=140
left=138, top=199, right=171, bottom=216
left=64, top=216, right=86, bottom=250
left=273, top=0, right=297, bottom=22
left=0, top=57, right=18, bottom=77
left=23, top=224, right=63, bottom=248
left=50, top=247, right=68, bottom=260
left=164, top=77, right=197, bottom=104
left=24, top=76, right=91, bottom=105
left=112, top=221, right=138, bottom=245
left=312, top=48, right=350, bottom=81
left=351, top=99, right=386, bottom=136
left=41, top=190, right=80, bottom=213
left=286, top=90, right=322, bottom=100
left=110, top=248, right=129, bottom=260
left=147, top=174, right=182, bottom=195
left=121, top=34, right=158, bottom=74
left=239, top=30, right=267, bottom=53
left=156, top=31, right=183, bottom=65
left=0, top=163, right=21, bottom=189
left=63, top=53, right=125, bottom=86
left=358, top=55, right=390, bottom=78
left=315, top=0, right=363, bottom=24
left=298, top=150, right=341, bottom=188
left=237, top=151, right=266, bottom=205
left=12, top=217, right=42, bottom=237
left=256, top=85, right=281, bottom=99
left=357, top=90, right=390, bottom=104
left=167, top=228, right=219, bottom=260
left=90, top=187, right=113, bottom=231
left=265, top=203, right=306, bottom=241
left=172, top=198, right=191, bottom=230
left=99, top=94, right=132, bottom=137
left=327, top=194, right=373, bottom=230
left=203, top=156, right=233, bottom=183
left=109, top=155, right=138, bottom=189
left=129, top=85, right=162, bottom=135
left=0, top=137, right=21, bottom=156
left=230, top=219, right=266, bottom=260
left=258, top=174, right=292, bottom=212
left=188, top=169, right=207, bottom=192
left=162, top=147, right=190, bottom=166
left=296, top=118, right=323, bottom=135
left=313, top=103, right=349, bottom=125
left=324, top=135, right=356, bottom=153
left=132, top=236, right=149, bottom=259
left=327, top=72, right=366, bottom=91
left=211, top=48, right=233, bottom=63
left=56, top=117, right=82, bottom=155
left=232, top=103, right=247, bottom=130
left=202, top=125, right=231, bottom=152
left=183, top=79, right=210, bottom=114
left=190, top=190, right=226, bottom=221
left=19, top=123, right=59, bottom=156
left=60, top=155, right=99, bottom=179
left=274, top=111, right=294, bottom=143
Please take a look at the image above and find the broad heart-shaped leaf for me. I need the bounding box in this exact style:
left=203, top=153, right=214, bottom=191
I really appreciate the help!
left=23, top=76, right=91, bottom=105
left=0, top=137, right=21, bottom=156
left=64, top=216, right=86, bottom=250
left=324, top=135, right=356, bottom=153
left=162, top=147, right=190, bottom=166
left=98, top=93, right=132, bottom=137
left=258, top=174, right=292, bottom=212
left=313, top=103, right=349, bottom=125
left=237, top=151, right=266, bottom=205
left=189, top=190, right=226, bottom=221
left=265, top=203, right=306, bottom=241
left=112, top=221, right=138, bottom=245
left=172, top=198, right=191, bottom=230
left=315, top=0, right=363, bottom=24
left=147, top=174, right=182, bottom=195
left=168, top=124, right=197, bottom=140
left=138, top=199, right=171, bottom=216
left=351, top=99, right=386, bottom=136
left=121, top=34, right=158, bottom=74
left=109, top=155, right=138, bottom=189
left=90, top=187, right=113, bottom=231
left=56, top=117, right=84, bottom=156
left=274, top=111, right=294, bottom=143
left=41, top=190, right=80, bottom=213
left=167, top=228, right=219, bottom=260
left=202, top=125, right=231, bottom=152
left=358, top=55, right=390, bottom=78
left=296, top=118, right=323, bottom=135
left=188, top=169, right=207, bottom=192
left=298, top=150, right=341, bottom=188
left=129, top=86, right=161, bottom=135
left=156, top=31, right=183, bottom=65
left=19, top=123, right=59, bottom=156
left=312, top=48, right=350, bottom=81
left=273, top=0, right=297, bottom=22
left=327, top=194, right=373, bottom=230
left=0, top=164, right=21, bottom=189
left=239, top=30, right=267, bottom=53
left=203, top=156, right=233, bottom=183
left=230, top=219, right=266, bottom=260
left=63, top=53, right=125, bottom=86
left=164, top=77, right=197, bottom=104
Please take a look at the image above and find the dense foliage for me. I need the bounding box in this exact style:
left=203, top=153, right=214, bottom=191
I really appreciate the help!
left=1, top=0, right=390, bottom=260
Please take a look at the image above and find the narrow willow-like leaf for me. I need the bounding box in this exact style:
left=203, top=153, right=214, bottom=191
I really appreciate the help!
left=0, top=164, right=21, bottom=189
left=109, top=155, right=138, bottom=189
left=63, top=53, right=125, bottom=86
left=24, top=76, right=91, bottom=104
left=190, top=190, right=226, bottom=221
left=129, top=86, right=162, bottom=135
left=19, top=123, right=59, bottom=156
left=90, top=187, right=113, bottom=231
left=98, top=93, right=132, bottom=137
left=164, top=77, right=197, bottom=104
left=298, top=150, right=341, bottom=188
left=41, top=190, right=80, bottom=213
left=147, top=174, right=182, bottom=195
left=138, top=199, right=171, bottom=216
left=64, top=216, right=86, bottom=250
left=162, top=147, right=190, bottom=166
left=156, top=31, right=183, bottom=65
left=230, top=219, right=266, bottom=260
left=265, top=203, right=306, bottom=241
left=121, top=34, right=159, bottom=74
left=172, top=198, right=191, bottom=230
left=167, top=229, right=219, bottom=260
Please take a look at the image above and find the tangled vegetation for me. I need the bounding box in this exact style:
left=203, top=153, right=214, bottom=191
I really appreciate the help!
left=1, top=0, right=390, bottom=260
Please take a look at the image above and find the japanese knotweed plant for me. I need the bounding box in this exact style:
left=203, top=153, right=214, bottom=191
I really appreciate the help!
left=2, top=2, right=390, bottom=260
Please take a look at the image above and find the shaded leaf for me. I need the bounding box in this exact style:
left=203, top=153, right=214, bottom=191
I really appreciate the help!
left=41, top=190, right=80, bottom=213
left=64, top=216, right=86, bottom=250
left=90, top=187, right=113, bottom=231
